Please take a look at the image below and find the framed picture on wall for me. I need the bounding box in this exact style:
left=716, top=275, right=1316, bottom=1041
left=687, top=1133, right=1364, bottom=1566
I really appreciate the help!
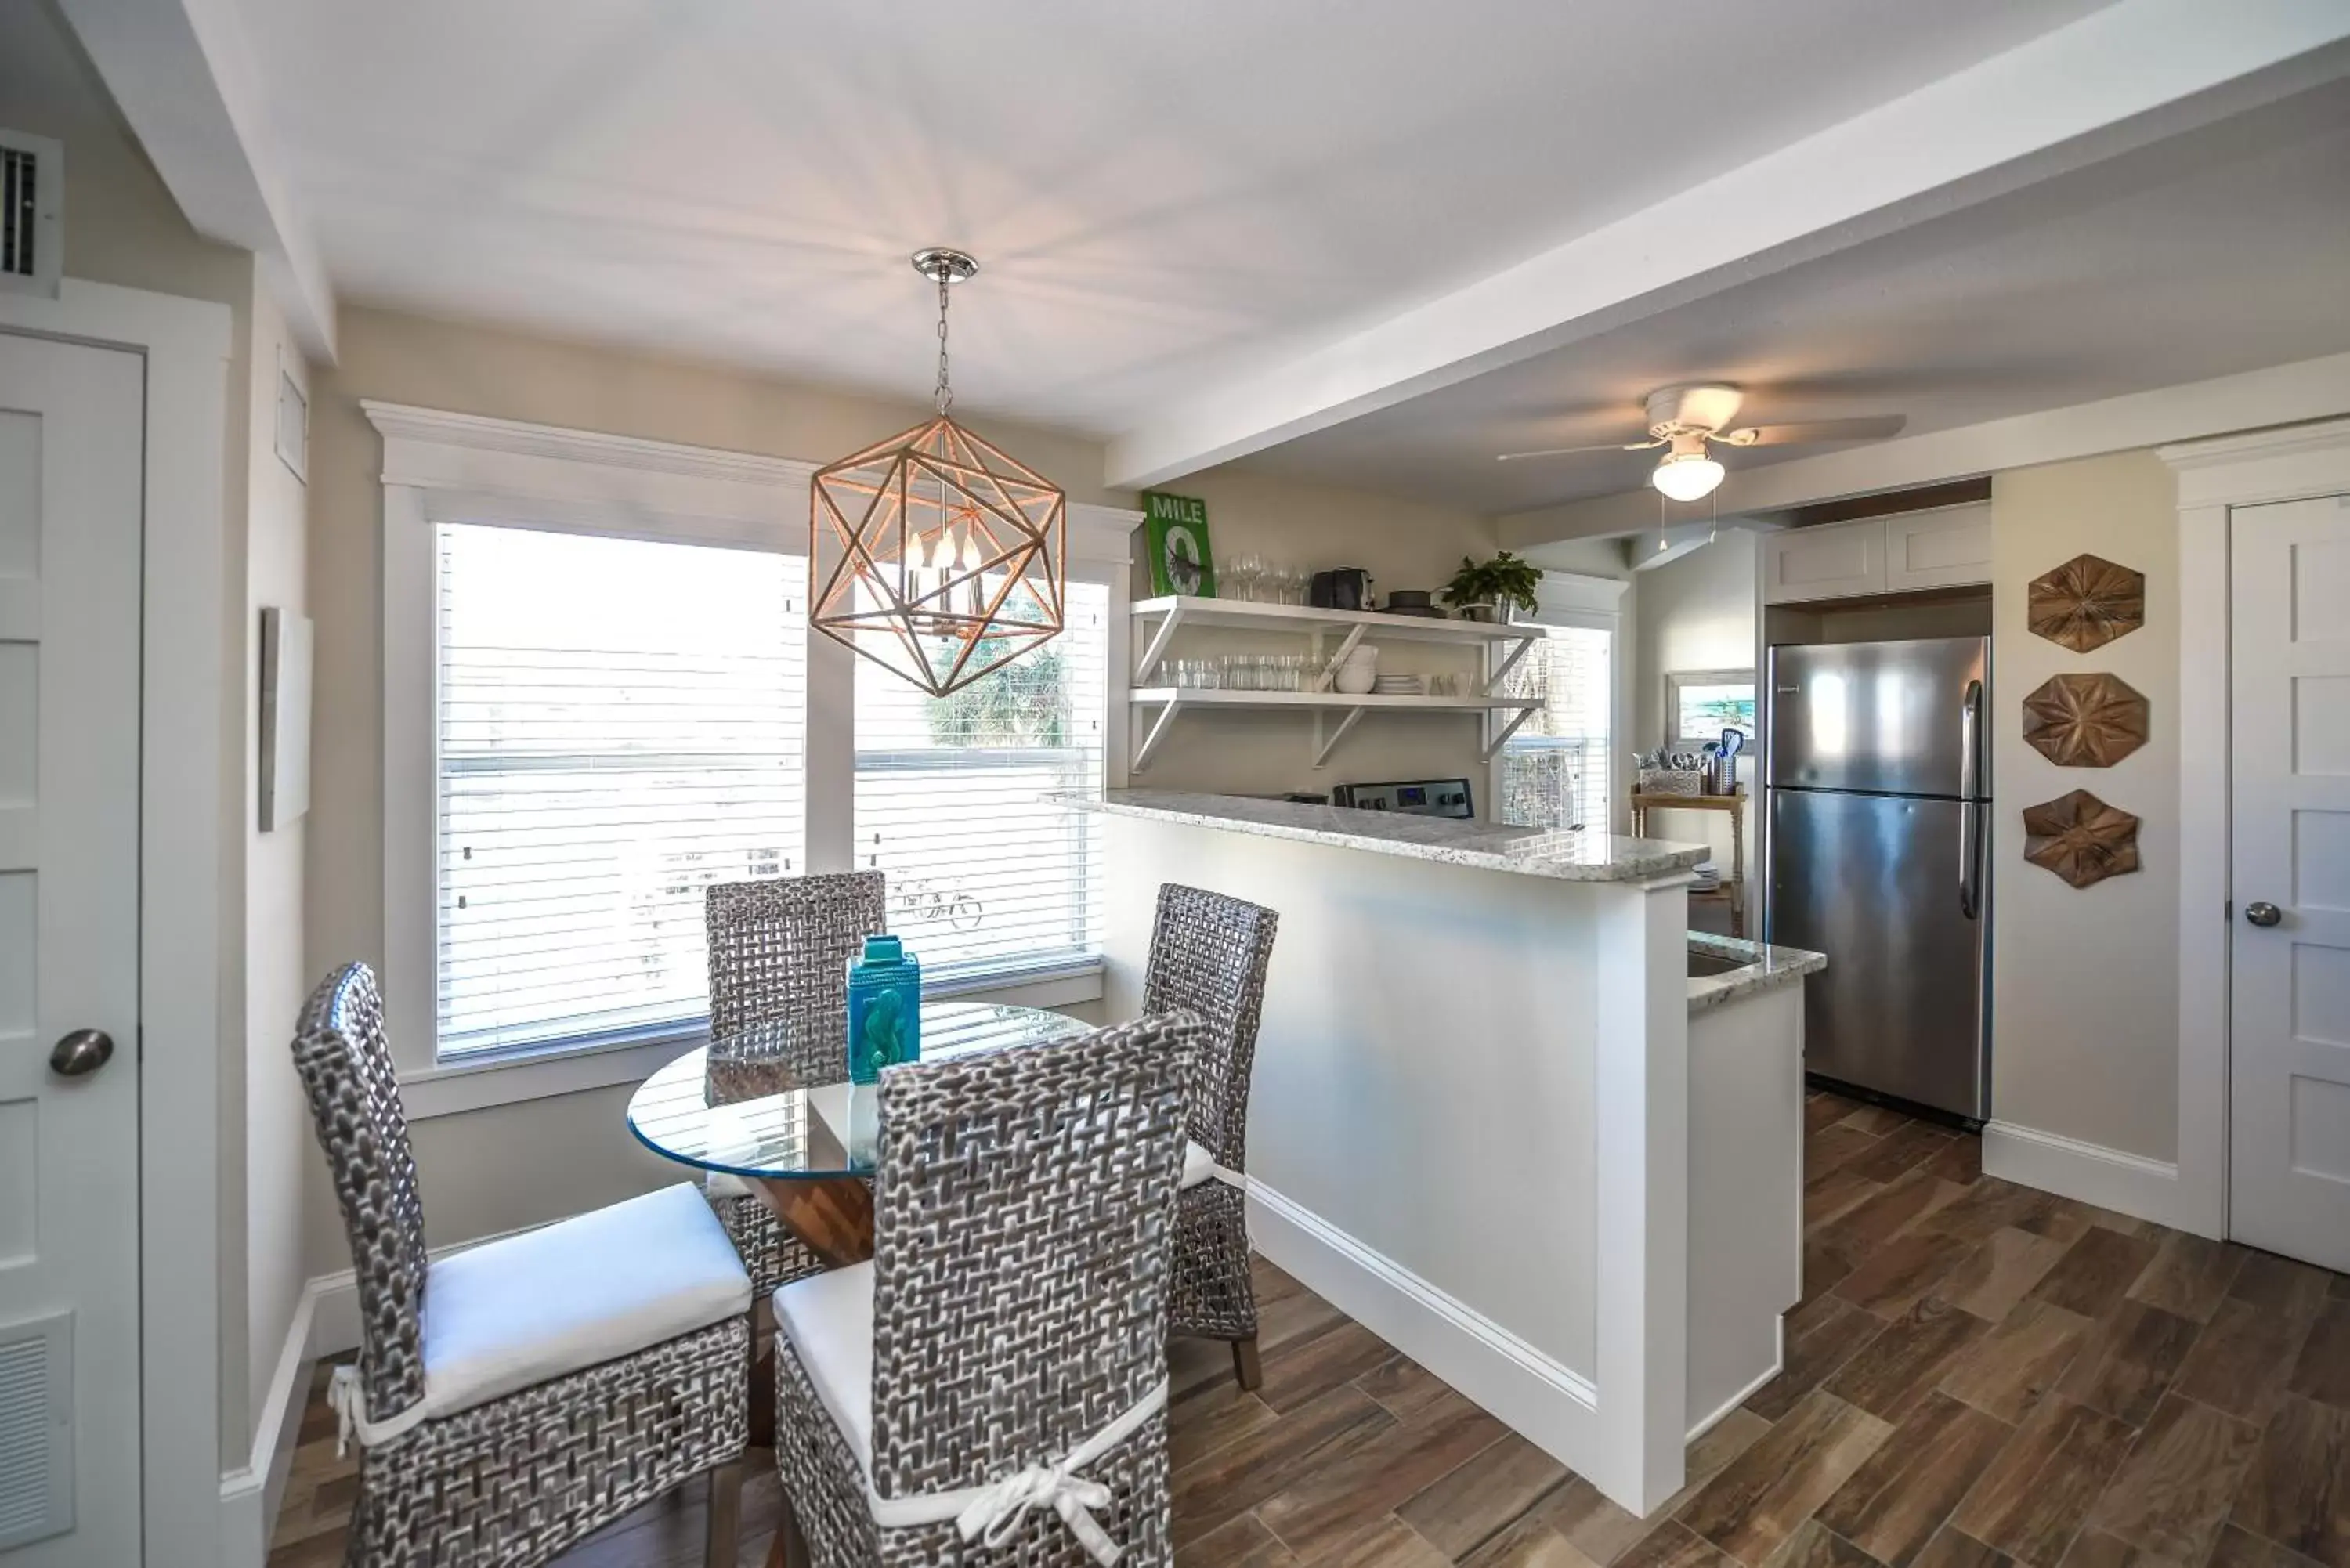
left=1141, top=491, right=1217, bottom=598
left=1666, top=668, right=1756, bottom=747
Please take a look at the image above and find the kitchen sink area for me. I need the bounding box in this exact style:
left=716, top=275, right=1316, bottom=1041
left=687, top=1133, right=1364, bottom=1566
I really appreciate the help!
left=1689, top=946, right=1749, bottom=978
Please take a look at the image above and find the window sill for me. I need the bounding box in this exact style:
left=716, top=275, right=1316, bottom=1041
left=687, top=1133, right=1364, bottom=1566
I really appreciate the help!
left=399, top=959, right=1108, bottom=1119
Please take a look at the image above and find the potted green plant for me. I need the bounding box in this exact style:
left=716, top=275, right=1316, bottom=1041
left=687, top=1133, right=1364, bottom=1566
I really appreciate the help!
left=1441, top=551, right=1542, bottom=623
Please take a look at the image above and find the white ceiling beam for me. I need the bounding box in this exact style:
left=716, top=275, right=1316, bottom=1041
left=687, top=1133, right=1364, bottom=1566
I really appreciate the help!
left=56, top=0, right=337, bottom=360
left=1104, top=0, right=2350, bottom=491
left=1499, top=349, right=2350, bottom=546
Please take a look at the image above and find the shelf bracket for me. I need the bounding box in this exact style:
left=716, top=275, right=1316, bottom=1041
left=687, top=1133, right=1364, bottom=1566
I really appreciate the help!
left=1316, top=625, right=1365, bottom=691
left=1483, top=631, right=1538, bottom=698
left=1131, top=696, right=1184, bottom=774
left=1132, top=602, right=1185, bottom=686
left=1313, top=705, right=1367, bottom=768
left=1480, top=705, right=1536, bottom=764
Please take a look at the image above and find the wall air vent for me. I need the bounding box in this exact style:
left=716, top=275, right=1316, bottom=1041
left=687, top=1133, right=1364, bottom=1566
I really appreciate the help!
left=0, top=130, right=63, bottom=301
left=0, top=1312, right=74, bottom=1551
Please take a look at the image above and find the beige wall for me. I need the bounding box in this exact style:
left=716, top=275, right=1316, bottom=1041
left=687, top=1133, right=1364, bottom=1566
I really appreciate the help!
left=1126, top=468, right=1500, bottom=799
left=1630, top=537, right=1759, bottom=865
left=1991, top=450, right=2180, bottom=1162
left=243, top=284, right=313, bottom=1442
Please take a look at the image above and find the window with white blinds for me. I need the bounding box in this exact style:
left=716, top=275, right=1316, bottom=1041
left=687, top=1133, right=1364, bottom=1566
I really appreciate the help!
left=852, top=580, right=1110, bottom=986
left=436, top=522, right=806, bottom=1057
left=1496, top=623, right=1613, bottom=833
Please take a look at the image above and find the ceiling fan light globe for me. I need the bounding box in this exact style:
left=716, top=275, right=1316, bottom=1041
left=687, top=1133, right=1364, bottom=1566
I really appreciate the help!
left=1651, top=450, right=1725, bottom=502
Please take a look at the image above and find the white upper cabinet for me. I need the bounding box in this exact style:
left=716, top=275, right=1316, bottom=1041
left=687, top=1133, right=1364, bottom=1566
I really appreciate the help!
left=1883, top=504, right=1994, bottom=592
left=1762, top=517, right=1883, bottom=602
left=1761, top=504, right=1991, bottom=605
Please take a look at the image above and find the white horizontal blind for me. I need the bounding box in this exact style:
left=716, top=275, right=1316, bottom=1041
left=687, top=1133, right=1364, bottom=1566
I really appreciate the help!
left=852, top=580, right=1110, bottom=984
left=436, top=522, right=806, bottom=1057
left=1497, top=624, right=1612, bottom=832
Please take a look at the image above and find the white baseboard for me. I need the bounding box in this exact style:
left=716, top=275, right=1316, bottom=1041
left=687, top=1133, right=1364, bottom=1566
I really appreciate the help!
left=1982, top=1120, right=2187, bottom=1230
left=1244, top=1180, right=1602, bottom=1481
left=219, top=1277, right=327, bottom=1568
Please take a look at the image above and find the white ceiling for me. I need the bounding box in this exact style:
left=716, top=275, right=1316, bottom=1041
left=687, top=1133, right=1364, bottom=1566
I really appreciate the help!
left=1239, top=80, right=2350, bottom=513
left=222, top=0, right=2120, bottom=431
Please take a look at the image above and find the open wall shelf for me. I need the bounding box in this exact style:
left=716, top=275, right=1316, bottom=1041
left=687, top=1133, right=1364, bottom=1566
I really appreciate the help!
left=1127, top=597, right=1544, bottom=771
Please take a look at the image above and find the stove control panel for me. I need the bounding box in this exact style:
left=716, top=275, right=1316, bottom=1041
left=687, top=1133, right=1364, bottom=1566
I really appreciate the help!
left=1332, top=778, right=1474, bottom=819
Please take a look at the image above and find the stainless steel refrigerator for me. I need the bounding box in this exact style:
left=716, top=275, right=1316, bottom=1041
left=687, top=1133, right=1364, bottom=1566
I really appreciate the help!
left=1765, top=636, right=1990, bottom=1121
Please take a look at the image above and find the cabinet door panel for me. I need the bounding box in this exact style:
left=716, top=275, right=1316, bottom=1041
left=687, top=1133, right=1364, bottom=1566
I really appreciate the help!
left=1762, top=519, right=1883, bottom=604
left=1885, top=504, right=1993, bottom=591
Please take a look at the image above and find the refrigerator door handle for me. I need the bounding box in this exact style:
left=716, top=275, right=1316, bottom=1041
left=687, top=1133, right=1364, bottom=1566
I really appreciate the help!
left=1961, top=677, right=1984, bottom=799
left=1960, top=801, right=1980, bottom=920
left=1959, top=679, right=1984, bottom=919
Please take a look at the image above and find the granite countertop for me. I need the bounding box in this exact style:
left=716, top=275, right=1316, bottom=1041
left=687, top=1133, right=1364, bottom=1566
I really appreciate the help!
left=1687, top=931, right=1828, bottom=1014
left=1065, top=789, right=1708, bottom=884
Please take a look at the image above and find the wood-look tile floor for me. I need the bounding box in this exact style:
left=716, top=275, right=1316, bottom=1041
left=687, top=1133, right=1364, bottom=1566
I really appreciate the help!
left=269, top=1091, right=2350, bottom=1568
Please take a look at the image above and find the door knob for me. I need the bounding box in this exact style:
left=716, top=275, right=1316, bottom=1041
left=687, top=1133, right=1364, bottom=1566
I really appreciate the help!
left=49, top=1029, right=114, bottom=1077
left=2245, top=901, right=2283, bottom=928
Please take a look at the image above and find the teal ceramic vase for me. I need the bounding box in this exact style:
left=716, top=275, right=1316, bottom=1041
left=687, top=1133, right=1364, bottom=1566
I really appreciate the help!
left=846, top=935, right=921, bottom=1084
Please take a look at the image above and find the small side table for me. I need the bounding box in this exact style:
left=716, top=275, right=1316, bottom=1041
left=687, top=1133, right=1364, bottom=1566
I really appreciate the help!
left=1629, top=783, right=1748, bottom=938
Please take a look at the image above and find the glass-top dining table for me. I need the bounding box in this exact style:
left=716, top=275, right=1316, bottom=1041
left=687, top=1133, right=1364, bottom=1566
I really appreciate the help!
left=626, top=999, right=1091, bottom=1266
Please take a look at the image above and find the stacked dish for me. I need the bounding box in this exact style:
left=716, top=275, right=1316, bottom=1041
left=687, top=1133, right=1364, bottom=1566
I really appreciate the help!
left=1371, top=674, right=1427, bottom=697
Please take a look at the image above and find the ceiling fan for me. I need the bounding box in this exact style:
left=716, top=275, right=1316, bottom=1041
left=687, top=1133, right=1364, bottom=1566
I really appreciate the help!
left=1496, top=385, right=1907, bottom=501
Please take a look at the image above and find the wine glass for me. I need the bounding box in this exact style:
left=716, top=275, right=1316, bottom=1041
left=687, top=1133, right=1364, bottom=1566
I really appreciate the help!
left=1225, top=552, right=1262, bottom=602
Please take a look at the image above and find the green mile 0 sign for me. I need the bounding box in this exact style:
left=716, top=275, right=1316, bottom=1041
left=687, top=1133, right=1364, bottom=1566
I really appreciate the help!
left=1142, top=491, right=1217, bottom=598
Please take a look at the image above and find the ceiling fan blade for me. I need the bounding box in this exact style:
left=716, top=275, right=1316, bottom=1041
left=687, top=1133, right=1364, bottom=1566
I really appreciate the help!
left=1716, top=416, right=1907, bottom=447
left=1496, top=439, right=1663, bottom=462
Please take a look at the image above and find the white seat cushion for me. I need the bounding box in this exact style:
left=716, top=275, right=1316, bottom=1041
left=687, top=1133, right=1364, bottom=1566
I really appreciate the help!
left=1180, top=1139, right=1217, bottom=1190
left=774, top=1262, right=877, bottom=1472
left=418, top=1182, right=753, bottom=1422
left=705, top=1170, right=752, bottom=1201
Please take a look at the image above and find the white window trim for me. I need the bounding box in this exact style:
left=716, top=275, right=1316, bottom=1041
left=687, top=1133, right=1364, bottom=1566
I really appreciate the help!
left=367, top=402, right=1137, bottom=1115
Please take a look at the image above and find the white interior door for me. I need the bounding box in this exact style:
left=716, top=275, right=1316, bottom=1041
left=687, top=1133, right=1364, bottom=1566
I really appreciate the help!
left=2231, top=491, right=2350, bottom=1272
left=0, top=333, right=143, bottom=1563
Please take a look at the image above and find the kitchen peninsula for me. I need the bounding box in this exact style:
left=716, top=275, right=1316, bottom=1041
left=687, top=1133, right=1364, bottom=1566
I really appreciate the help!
left=1072, top=790, right=1825, bottom=1516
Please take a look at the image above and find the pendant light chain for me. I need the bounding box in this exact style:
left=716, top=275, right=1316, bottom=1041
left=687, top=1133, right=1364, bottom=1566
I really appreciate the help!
left=933, top=273, right=954, bottom=415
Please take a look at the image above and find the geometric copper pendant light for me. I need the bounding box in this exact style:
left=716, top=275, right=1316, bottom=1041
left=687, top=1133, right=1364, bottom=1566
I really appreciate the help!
left=810, top=249, right=1067, bottom=696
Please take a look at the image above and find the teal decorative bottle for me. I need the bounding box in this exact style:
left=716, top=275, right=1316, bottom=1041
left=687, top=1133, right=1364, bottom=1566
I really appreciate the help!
left=846, top=935, right=920, bottom=1084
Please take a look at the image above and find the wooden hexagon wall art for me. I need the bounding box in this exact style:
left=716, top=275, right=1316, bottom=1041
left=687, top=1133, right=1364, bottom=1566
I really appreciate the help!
left=2023, top=789, right=2141, bottom=889
left=2028, top=553, right=2145, bottom=653
left=2022, top=672, right=2149, bottom=768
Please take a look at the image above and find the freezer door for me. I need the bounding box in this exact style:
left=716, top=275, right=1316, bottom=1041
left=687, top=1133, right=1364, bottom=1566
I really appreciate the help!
left=1768, top=638, right=1989, bottom=797
left=1769, top=788, right=1988, bottom=1118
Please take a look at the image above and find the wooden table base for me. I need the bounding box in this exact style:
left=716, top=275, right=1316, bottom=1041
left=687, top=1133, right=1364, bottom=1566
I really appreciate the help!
left=755, top=1174, right=877, bottom=1268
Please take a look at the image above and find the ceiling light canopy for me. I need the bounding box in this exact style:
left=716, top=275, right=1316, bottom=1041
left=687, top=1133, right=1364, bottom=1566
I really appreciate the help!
left=1650, top=433, right=1725, bottom=502
left=810, top=250, right=1067, bottom=697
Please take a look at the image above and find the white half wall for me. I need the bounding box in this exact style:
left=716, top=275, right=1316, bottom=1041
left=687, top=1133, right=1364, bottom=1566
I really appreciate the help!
left=1100, top=814, right=1603, bottom=1378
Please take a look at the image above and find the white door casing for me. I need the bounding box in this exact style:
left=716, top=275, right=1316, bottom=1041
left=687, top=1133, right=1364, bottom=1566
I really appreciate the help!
left=0, top=333, right=143, bottom=1561
left=2230, top=492, right=2350, bottom=1273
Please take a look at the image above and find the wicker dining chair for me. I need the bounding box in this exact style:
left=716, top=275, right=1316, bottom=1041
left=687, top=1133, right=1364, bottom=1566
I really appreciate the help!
left=292, top=963, right=754, bottom=1568
left=702, top=871, right=888, bottom=1293
left=768, top=1013, right=1198, bottom=1568
left=1144, top=883, right=1280, bottom=1389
